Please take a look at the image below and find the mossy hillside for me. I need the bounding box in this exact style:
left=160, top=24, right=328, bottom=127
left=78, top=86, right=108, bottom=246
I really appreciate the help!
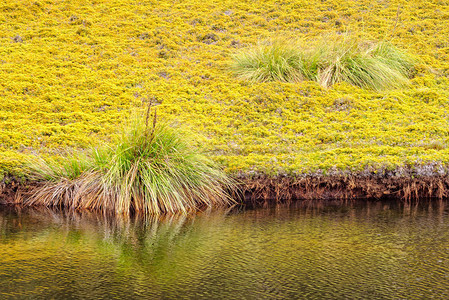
left=1, top=0, right=449, bottom=177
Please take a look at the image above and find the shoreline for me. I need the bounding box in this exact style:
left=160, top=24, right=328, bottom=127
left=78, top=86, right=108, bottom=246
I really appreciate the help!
left=2, top=171, right=448, bottom=209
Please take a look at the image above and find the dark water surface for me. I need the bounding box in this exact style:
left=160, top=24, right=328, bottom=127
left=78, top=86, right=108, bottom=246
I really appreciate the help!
left=1, top=201, right=449, bottom=299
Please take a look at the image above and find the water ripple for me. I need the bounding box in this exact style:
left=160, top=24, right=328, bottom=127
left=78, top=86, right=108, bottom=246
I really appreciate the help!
left=0, top=201, right=449, bottom=299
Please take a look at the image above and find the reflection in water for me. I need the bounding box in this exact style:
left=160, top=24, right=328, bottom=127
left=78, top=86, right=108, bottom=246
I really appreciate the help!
left=1, top=201, right=449, bottom=299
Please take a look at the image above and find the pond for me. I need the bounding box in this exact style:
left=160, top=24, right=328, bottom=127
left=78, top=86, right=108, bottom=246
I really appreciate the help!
left=1, top=201, right=449, bottom=299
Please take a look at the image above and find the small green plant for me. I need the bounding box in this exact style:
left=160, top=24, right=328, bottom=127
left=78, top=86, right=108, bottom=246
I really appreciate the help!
left=27, top=100, right=235, bottom=215
left=231, top=35, right=415, bottom=91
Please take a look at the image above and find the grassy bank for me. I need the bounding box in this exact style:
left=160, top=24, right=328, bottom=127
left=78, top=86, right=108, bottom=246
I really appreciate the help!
left=1, top=0, right=449, bottom=186
left=24, top=108, right=234, bottom=214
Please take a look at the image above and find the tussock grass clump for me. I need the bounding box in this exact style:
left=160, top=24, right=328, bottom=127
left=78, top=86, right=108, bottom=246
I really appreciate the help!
left=230, top=39, right=305, bottom=83
left=26, top=105, right=235, bottom=215
left=231, top=35, right=415, bottom=90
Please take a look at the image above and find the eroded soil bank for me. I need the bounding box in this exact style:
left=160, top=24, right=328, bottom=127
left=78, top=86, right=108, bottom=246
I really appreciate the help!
left=2, top=170, right=449, bottom=209
left=240, top=174, right=449, bottom=206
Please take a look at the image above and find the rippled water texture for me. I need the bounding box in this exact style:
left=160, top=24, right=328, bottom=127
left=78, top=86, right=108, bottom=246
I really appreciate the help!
left=1, top=201, right=449, bottom=299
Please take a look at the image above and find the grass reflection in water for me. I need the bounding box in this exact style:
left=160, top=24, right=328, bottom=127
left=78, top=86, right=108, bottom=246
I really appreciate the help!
left=1, top=201, right=449, bottom=299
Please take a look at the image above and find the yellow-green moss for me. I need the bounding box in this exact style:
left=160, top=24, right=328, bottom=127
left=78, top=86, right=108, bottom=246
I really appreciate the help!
left=1, top=0, right=449, bottom=177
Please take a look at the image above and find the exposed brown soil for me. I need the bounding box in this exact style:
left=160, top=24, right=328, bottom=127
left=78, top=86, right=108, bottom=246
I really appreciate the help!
left=239, top=175, right=449, bottom=206
left=0, top=177, right=32, bottom=205
left=2, top=173, right=449, bottom=209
